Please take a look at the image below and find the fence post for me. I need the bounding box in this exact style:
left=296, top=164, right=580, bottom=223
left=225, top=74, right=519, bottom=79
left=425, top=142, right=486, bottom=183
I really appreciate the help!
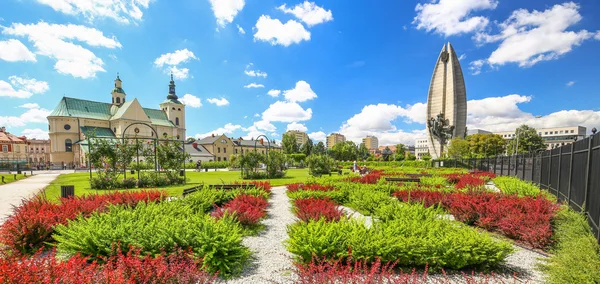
left=521, top=155, right=526, bottom=179
left=567, top=143, right=575, bottom=202
left=557, top=146, right=562, bottom=199
left=500, top=157, right=504, bottom=176
left=583, top=135, right=594, bottom=216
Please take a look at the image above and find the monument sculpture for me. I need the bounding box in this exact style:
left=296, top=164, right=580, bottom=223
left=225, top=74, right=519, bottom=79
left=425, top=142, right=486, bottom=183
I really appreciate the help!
left=426, top=43, right=467, bottom=159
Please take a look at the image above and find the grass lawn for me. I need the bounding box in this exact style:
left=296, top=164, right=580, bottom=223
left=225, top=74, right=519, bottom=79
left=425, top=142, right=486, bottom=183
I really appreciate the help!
left=0, top=173, right=28, bottom=185
left=42, top=168, right=316, bottom=201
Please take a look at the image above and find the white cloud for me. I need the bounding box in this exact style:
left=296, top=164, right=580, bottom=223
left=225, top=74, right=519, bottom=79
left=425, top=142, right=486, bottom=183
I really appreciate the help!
left=308, top=131, right=326, bottom=142
left=21, top=128, right=49, bottom=139
left=34, top=0, right=152, bottom=24
left=465, top=94, right=600, bottom=133
left=458, top=54, right=467, bottom=61
left=209, top=0, right=245, bottom=28
left=244, top=63, right=267, bottom=78
left=254, top=113, right=260, bottom=117
left=244, top=83, right=264, bottom=88
left=414, top=0, right=498, bottom=36
left=19, top=103, right=40, bottom=109
left=207, top=97, right=230, bottom=106
left=473, top=2, right=598, bottom=69
left=2, top=22, right=121, bottom=79
left=237, top=24, right=246, bottom=35
left=0, top=39, right=36, bottom=62
left=0, top=76, right=49, bottom=98
left=267, top=89, right=281, bottom=97
left=179, top=94, right=202, bottom=108
left=154, top=49, right=197, bottom=67
left=262, top=101, right=312, bottom=122
left=154, top=49, right=198, bottom=80
left=9, top=76, right=49, bottom=94
left=168, top=66, right=191, bottom=80
left=0, top=104, right=51, bottom=127
left=286, top=122, right=308, bottom=132
left=254, top=15, right=311, bottom=47
left=194, top=123, right=242, bottom=139
left=566, top=81, right=575, bottom=87
left=277, top=1, right=333, bottom=27
left=282, top=80, right=317, bottom=102
left=469, top=59, right=485, bottom=75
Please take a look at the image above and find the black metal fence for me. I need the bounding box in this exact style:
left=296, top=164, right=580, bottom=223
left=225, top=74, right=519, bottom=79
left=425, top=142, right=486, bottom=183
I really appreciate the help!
left=432, top=134, right=600, bottom=241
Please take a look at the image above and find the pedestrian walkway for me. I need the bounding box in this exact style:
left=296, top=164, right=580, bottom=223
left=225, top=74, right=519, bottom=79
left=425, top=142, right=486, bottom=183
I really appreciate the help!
left=0, top=173, right=59, bottom=223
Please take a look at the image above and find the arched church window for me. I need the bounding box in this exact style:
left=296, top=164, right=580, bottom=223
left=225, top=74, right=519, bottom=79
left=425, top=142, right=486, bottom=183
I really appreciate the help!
left=116, top=97, right=121, bottom=104
left=65, top=139, right=73, bottom=152
left=176, top=117, right=179, bottom=126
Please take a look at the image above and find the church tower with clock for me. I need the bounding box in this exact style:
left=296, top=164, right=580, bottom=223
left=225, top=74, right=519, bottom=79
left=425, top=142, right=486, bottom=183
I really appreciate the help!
left=159, top=73, right=186, bottom=140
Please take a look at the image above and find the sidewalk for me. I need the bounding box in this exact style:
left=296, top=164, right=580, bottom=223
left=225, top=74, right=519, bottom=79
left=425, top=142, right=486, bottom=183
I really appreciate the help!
left=0, top=173, right=59, bottom=223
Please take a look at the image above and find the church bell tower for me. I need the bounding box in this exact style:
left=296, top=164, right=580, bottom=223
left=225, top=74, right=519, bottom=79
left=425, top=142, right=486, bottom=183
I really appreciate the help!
left=159, top=73, right=186, bottom=140
left=111, top=73, right=126, bottom=106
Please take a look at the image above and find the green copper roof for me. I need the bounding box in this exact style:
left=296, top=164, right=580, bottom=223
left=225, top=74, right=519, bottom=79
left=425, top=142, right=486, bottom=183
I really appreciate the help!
left=143, top=108, right=175, bottom=127
left=49, top=97, right=175, bottom=127
left=49, top=97, right=113, bottom=120
left=112, top=87, right=125, bottom=94
left=162, top=98, right=182, bottom=105
left=80, top=127, right=115, bottom=138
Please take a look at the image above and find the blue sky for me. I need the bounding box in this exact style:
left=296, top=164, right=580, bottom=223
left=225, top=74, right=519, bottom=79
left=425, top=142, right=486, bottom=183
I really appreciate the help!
left=1, top=0, right=600, bottom=145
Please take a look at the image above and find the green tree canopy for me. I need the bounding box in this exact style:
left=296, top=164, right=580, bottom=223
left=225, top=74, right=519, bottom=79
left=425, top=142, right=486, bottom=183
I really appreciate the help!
left=506, top=125, right=546, bottom=154
left=466, top=134, right=506, bottom=157
left=300, top=138, right=314, bottom=156
left=313, top=141, right=326, bottom=155
left=395, top=144, right=406, bottom=161
left=357, top=143, right=370, bottom=160
left=447, top=138, right=471, bottom=159
left=282, top=133, right=299, bottom=154
left=330, top=141, right=358, bottom=161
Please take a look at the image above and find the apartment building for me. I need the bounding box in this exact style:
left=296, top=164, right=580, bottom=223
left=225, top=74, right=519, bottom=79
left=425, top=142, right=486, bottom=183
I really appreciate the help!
left=494, top=126, right=586, bottom=150
left=415, top=137, right=429, bottom=160
left=28, top=139, right=51, bottom=165
left=362, top=136, right=379, bottom=150
left=326, top=133, right=346, bottom=149
left=285, top=130, right=310, bottom=146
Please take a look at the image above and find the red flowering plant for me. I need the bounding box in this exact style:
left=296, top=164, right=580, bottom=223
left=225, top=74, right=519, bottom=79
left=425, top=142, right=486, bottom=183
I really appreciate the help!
left=0, top=247, right=217, bottom=284
left=0, top=190, right=166, bottom=256
left=211, top=194, right=268, bottom=226
left=349, top=170, right=384, bottom=184
left=294, top=198, right=344, bottom=222
left=287, top=183, right=336, bottom=192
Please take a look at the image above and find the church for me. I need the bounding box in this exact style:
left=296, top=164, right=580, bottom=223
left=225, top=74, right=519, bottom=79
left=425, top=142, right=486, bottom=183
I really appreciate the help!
left=47, top=74, right=186, bottom=167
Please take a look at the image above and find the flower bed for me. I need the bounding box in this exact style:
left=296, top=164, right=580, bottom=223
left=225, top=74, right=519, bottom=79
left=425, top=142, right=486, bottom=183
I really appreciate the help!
left=212, top=194, right=268, bottom=226
left=0, top=190, right=166, bottom=255
left=0, top=248, right=216, bottom=283
left=294, top=197, right=344, bottom=222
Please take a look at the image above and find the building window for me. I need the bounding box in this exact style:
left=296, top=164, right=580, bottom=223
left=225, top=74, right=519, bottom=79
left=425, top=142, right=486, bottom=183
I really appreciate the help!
left=224, top=148, right=227, bottom=153
left=116, top=97, right=121, bottom=104
left=172, top=107, right=175, bottom=110
left=218, top=157, right=221, bottom=161
left=571, top=130, right=574, bottom=133
left=2, top=145, right=7, bottom=152
left=218, top=147, right=221, bottom=153
left=235, top=149, right=238, bottom=154
left=176, top=117, right=179, bottom=126
left=64, top=124, right=71, bottom=130
left=65, top=139, right=73, bottom=152
left=545, top=132, right=548, bottom=135
left=224, top=157, right=227, bottom=161
left=178, top=108, right=181, bottom=111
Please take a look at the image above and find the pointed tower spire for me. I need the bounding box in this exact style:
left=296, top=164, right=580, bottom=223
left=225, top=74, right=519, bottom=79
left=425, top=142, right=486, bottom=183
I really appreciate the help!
left=167, top=73, right=178, bottom=100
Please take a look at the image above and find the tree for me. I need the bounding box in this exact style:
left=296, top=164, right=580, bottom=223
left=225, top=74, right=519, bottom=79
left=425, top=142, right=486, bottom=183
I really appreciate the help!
left=447, top=138, right=471, bottom=159
left=306, top=154, right=337, bottom=176
left=330, top=141, right=358, bottom=161
left=313, top=141, right=326, bottom=155
left=406, top=153, right=417, bottom=161
left=282, top=133, right=299, bottom=154
left=507, top=125, right=546, bottom=154
left=467, top=134, right=506, bottom=157
left=381, top=146, right=393, bottom=161
left=421, top=152, right=432, bottom=161
left=395, top=144, right=406, bottom=160
left=186, top=137, right=196, bottom=143
left=357, top=143, right=370, bottom=160
left=300, top=138, right=314, bottom=156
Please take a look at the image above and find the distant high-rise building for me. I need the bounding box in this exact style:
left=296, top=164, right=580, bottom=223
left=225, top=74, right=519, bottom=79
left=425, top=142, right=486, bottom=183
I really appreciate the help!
left=326, top=133, right=346, bottom=149
left=426, top=42, right=467, bottom=159
left=362, top=136, right=379, bottom=150
left=285, top=130, right=310, bottom=146
left=414, top=137, right=429, bottom=160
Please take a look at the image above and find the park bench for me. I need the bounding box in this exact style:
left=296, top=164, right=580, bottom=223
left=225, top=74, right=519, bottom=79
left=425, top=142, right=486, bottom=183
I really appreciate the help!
left=182, top=183, right=257, bottom=197
left=385, top=177, right=421, bottom=183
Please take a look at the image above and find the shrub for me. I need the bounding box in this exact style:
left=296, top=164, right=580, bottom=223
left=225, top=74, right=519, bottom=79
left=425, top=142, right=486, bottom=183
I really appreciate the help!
left=0, top=190, right=166, bottom=255
left=287, top=203, right=513, bottom=270
left=306, top=155, right=337, bottom=176
left=212, top=194, right=268, bottom=226
left=349, top=170, right=384, bottom=184
left=53, top=201, right=250, bottom=277
left=540, top=207, right=600, bottom=283
left=446, top=192, right=559, bottom=248
left=392, top=190, right=448, bottom=208
left=346, top=188, right=394, bottom=215
left=287, top=190, right=348, bottom=205
left=294, top=198, right=344, bottom=222
left=493, top=176, right=555, bottom=200
left=419, top=176, right=449, bottom=187
left=121, top=178, right=137, bottom=189
left=287, top=183, right=336, bottom=193
left=455, top=175, right=486, bottom=190
left=0, top=248, right=217, bottom=283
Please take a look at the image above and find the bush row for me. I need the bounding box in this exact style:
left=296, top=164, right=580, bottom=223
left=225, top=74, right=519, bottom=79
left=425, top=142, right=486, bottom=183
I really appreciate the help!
left=294, top=198, right=344, bottom=222
left=0, top=190, right=166, bottom=255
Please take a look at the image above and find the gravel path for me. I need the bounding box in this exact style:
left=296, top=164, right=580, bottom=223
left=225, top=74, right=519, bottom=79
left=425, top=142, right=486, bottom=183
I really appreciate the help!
left=224, top=186, right=296, bottom=284
left=0, top=173, right=59, bottom=223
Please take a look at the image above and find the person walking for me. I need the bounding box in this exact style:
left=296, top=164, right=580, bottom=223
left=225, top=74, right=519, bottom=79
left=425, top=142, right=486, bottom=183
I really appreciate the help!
left=353, top=160, right=358, bottom=173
